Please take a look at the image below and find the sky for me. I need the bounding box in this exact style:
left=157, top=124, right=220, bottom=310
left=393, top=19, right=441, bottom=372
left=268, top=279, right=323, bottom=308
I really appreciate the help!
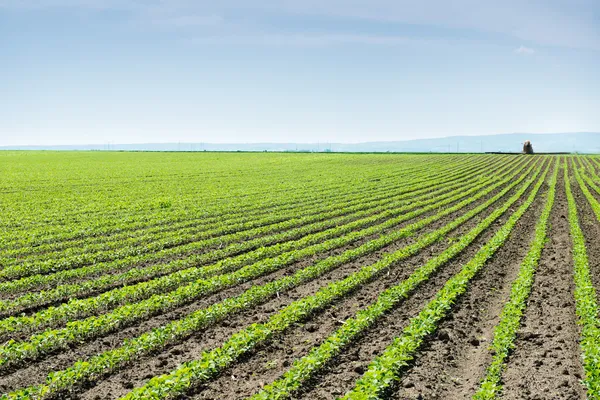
left=1, top=1, right=599, bottom=146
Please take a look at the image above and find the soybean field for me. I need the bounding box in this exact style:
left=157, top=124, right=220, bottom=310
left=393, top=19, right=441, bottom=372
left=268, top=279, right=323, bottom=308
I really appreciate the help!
left=1, top=151, right=600, bottom=400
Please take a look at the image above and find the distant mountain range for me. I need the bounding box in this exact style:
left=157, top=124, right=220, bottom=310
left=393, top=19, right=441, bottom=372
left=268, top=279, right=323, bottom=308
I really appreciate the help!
left=2, top=132, right=599, bottom=153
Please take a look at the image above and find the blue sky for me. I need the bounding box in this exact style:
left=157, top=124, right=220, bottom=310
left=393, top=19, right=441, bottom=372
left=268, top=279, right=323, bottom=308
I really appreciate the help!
left=1, top=1, right=599, bottom=145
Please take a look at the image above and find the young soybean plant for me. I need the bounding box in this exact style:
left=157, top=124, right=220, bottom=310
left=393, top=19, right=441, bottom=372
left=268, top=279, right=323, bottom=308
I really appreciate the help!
left=473, top=158, right=558, bottom=399
left=3, top=161, right=537, bottom=400
left=564, top=160, right=600, bottom=397
left=340, top=161, right=549, bottom=400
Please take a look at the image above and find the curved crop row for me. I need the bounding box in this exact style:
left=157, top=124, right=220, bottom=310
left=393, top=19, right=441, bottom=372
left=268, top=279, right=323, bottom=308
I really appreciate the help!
left=472, top=158, right=558, bottom=399
left=0, top=160, right=508, bottom=317
left=1, top=156, right=500, bottom=275
left=118, top=160, right=548, bottom=400
left=339, top=158, right=549, bottom=400
left=1, top=158, right=542, bottom=400
left=0, top=159, right=525, bottom=366
left=564, top=160, right=600, bottom=397
left=1, top=156, right=486, bottom=261
left=1, top=156, right=473, bottom=251
left=248, top=158, right=554, bottom=400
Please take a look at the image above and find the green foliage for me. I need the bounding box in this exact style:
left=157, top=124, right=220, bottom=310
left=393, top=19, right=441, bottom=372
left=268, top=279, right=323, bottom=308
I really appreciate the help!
left=564, top=159, right=600, bottom=397
left=341, top=160, right=550, bottom=400
left=119, top=161, right=547, bottom=400
left=2, top=156, right=529, bottom=399
left=473, top=158, right=558, bottom=399
left=0, top=155, right=508, bottom=320
left=0, top=158, right=534, bottom=373
left=250, top=161, right=552, bottom=400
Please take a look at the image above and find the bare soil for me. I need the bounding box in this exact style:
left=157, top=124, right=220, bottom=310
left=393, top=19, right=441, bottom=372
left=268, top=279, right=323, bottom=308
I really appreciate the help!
left=499, top=168, right=585, bottom=400
left=5, top=159, right=584, bottom=400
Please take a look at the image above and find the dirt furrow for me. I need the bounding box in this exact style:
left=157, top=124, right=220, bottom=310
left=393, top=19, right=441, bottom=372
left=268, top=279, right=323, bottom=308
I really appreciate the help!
left=74, top=171, right=538, bottom=400
left=187, top=204, right=492, bottom=400
left=572, top=162, right=600, bottom=307
left=289, top=171, right=541, bottom=400
left=389, top=171, right=546, bottom=399
left=500, top=168, right=585, bottom=400
left=0, top=175, right=520, bottom=396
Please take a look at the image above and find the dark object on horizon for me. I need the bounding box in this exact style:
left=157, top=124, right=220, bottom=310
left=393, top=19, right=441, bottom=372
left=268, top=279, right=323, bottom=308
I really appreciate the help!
left=522, top=140, right=534, bottom=154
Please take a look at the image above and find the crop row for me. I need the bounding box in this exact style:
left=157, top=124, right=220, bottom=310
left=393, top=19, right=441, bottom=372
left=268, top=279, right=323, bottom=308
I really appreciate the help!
left=564, top=160, right=600, bottom=397
left=0, top=159, right=511, bottom=319
left=339, top=157, right=550, bottom=400
left=0, top=159, right=532, bottom=365
left=0, top=156, right=515, bottom=300
left=249, top=157, right=554, bottom=400
left=572, top=158, right=600, bottom=222
left=2, top=156, right=499, bottom=272
left=472, top=158, right=558, bottom=399
left=119, top=159, right=548, bottom=400
left=1, top=158, right=542, bottom=399
left=2, top=155, right=474, bottom=250
left=576, top=156, right=600, bottom=189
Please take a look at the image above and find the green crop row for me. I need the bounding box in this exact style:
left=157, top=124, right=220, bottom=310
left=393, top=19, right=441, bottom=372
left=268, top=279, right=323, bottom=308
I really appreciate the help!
left=585, top=156, right=600, bottom=182
left=1, top=155, right=472, bottom=250
left=1, top=158, right=541, bottom=400
left=339, top=158, right=549, bottom=400
left=118, top=160, right=547, bottom=400
left=572, top=158, right=600, bottom=222
left=3, top=154, right=438, bottom=235
left=564, top=160, right=600, bottom=397
left=0, top=157, right=508, bottom=318
left=472, top=158, right=558, bottom=399
left=0, top=159, right=534, bottom=367
left=2, top=155, right=489, bottom=262
left=1, top=156, right=499, bottom=278
left=248, top=157, right=553, bottom=400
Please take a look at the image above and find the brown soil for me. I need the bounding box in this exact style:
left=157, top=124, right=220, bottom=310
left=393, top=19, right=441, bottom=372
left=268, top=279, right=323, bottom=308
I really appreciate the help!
left=3, top=170, right=488, bottom=307
left=388, top=166, right=547, bottom=399
left=155, top=164, right=544, bottom=400
left=499, top=166, right=585, bottom=400
left=0, top=167, right=522, bottom=397
left=291, top=166, right=542, bottom=400
left=79, top=173, right=522, bottom=400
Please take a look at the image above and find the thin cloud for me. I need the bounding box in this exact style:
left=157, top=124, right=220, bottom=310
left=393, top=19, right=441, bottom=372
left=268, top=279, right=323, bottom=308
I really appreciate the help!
left=515, top=45, right=535, bottom=54
left=150, top=14, right=224, bottom=28
left=2, top=1, right=598, bottom=51
left=190, top=33, right=433, bottom=47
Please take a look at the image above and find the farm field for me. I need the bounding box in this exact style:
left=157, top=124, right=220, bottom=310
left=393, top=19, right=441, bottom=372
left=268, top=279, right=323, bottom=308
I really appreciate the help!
left=1, top=151, right=600, bottom=400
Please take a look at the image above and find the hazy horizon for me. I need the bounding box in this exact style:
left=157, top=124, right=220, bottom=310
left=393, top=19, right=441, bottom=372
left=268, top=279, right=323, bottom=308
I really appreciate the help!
left=2, top=131, right=599, bottom=147
left=3, top=132, right=600, bottom=154
left=2, top=1, right=599, bottom=146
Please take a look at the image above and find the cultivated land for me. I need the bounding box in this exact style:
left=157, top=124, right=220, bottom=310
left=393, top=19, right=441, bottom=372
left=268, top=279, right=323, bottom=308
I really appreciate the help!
left=0, top=151, right=599, bottom=400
